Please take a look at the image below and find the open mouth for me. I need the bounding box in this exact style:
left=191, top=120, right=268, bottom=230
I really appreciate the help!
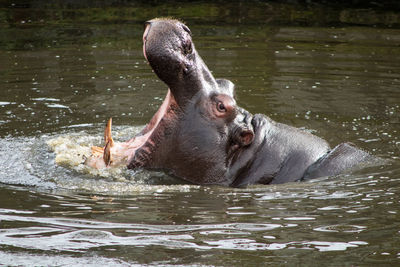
left=85, top=25, right=176, bottom=169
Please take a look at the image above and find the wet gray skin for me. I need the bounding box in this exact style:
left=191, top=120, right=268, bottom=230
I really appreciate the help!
left=107, top=18, right=375, bottom=186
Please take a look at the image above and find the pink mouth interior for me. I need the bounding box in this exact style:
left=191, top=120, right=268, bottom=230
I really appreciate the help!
left=120, top=24, right=175, bottom=162
left=87, top=23, right=175, bottom=169
left=122, top=89, right=174, bottom=162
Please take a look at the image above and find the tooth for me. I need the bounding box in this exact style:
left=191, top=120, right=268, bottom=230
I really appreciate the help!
left=103, top=118, right=114, bottom=166
left=103, top=139, right=112, bottom=166
left=104, top=118, right=114, bottom=147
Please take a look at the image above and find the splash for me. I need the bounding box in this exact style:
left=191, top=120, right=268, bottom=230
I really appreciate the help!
left=45, top=126, right=196, bottom=193
left=47, top=133, right=128, bottom=181
left=47, top=125, right=150, bottom=181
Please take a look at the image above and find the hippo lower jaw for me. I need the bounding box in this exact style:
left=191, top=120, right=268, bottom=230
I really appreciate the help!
left=84, top=89, right=178, bottom=169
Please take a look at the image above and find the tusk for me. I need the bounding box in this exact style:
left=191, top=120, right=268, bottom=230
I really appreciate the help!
left=103, top=118, right=114, bottom=166
left=104, top=118, right=114, bottom=147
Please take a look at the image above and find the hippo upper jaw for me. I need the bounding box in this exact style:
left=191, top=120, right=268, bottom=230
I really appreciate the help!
left=143, top=18, right=219, bottom=109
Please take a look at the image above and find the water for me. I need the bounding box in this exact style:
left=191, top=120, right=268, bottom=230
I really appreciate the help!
left=1, top=1, right=400, bottom=266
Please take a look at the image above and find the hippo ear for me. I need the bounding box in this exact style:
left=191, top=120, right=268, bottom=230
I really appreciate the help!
left=216, top=79, right=235, bottom=98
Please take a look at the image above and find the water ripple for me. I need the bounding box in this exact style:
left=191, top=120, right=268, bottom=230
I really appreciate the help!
left=0, top=210, right=371, bottom=254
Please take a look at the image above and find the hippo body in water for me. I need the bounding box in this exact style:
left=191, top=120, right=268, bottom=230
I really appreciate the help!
left=85, top=18, right=373, bottom=186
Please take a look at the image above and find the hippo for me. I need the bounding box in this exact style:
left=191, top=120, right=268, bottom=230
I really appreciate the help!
left=85, top=18, right=374, bottom=186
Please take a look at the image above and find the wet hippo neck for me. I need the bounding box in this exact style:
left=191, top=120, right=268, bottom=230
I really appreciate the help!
left=229, top=115, right=330, bottom=186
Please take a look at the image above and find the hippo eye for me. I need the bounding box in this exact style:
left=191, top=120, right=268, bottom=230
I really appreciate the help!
left=217, top=101, right=226, bottom=113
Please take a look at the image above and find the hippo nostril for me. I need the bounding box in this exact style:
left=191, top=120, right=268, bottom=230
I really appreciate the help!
left=181, top=24, right=191, bottom=35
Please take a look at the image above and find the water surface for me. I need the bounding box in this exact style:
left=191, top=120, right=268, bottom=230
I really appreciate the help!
left=1, top=2, right=400, bottom=266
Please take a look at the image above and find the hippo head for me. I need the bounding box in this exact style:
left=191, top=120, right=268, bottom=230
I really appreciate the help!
left=87, top=18, right=255, bottom=186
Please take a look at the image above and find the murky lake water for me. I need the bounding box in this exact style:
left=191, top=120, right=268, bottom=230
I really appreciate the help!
left=1, top=2, right=400, bottom=266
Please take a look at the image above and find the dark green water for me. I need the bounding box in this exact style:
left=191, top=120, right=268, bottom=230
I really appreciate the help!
left=1, top=1, right=400, bottom=266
